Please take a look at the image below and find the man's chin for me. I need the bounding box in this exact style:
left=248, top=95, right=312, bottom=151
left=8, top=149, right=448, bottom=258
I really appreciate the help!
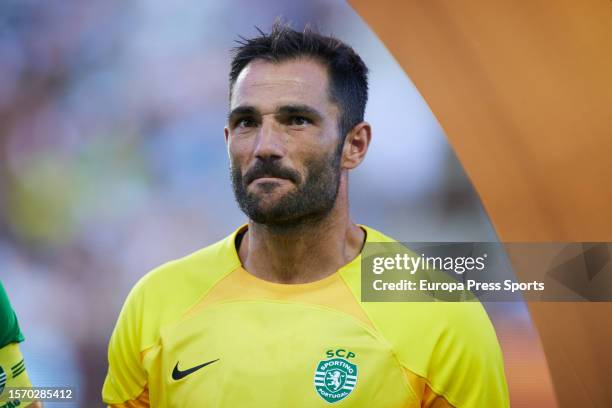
left=247, top=203, right=290, bottom=220
left=241, top=198, right=300, bottom=225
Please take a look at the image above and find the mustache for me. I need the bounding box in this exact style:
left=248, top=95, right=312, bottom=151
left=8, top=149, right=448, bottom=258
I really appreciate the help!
left=243, top=160, right=301, bottom=185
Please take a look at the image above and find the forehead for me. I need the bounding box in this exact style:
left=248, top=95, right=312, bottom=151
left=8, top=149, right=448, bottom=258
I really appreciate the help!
left=230, top=58, right=332, bottom=110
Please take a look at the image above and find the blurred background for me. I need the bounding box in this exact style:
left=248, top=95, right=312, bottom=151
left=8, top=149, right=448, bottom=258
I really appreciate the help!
left=0, top=0, right=554, bottom=406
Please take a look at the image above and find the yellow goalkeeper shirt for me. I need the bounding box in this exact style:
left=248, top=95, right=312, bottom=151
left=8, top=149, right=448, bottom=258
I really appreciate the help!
left=102, top=225, right=509, bottom=407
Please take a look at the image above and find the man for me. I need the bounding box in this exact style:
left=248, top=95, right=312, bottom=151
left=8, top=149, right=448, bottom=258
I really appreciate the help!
left=103, top=23, right=509, bottom=407
left=0, top=282, right=41, bottom=408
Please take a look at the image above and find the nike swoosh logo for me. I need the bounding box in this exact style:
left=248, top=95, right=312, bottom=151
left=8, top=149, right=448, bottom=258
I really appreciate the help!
left=172, top=359, right=219, bottom=380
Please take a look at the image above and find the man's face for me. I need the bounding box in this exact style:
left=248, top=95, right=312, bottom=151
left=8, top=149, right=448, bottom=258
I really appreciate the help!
left=226, top=58, right=344, bottom=228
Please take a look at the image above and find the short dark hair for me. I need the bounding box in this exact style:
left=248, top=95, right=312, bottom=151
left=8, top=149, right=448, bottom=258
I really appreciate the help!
left=229, top=22, right=369, bottom=140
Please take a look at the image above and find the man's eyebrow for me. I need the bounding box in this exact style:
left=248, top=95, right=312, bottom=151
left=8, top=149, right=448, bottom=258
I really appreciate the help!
left=227, top=106, right=258, bottom=122
left=276, top=105, right=323, bottom=120
left=227, top=104, right=324, bottom=122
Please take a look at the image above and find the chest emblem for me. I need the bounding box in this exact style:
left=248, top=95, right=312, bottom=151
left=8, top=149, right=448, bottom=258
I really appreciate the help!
left=313, top=350, right=358, bottom=403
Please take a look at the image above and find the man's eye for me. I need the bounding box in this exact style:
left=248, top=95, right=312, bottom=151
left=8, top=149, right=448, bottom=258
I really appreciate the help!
left=289, top=116, right=311, bottom=127
left=236, top=118, right=257, bottom=128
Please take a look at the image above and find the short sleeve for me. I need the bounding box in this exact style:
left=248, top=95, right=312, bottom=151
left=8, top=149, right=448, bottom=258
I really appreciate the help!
left=360, top=299, right=510, bottom=407
left=424, top=302, right=510, bottom=408
left=102, top=284, right=149, bottom=407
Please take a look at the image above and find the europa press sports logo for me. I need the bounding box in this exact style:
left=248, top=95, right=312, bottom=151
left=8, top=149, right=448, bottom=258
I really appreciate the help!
left=313, top=349, right=358, bottom=403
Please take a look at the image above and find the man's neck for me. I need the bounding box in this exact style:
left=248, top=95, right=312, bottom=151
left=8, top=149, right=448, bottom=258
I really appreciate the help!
left=237, top=209, right=365, bottom=284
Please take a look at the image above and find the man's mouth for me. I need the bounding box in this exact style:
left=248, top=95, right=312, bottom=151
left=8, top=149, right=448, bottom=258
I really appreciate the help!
left=243, top=163, right=300, bottom=185
left=250, top=176, right=289, bottom=184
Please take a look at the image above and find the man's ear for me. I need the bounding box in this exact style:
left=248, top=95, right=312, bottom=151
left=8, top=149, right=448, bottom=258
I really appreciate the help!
left=341, top=122, right=372, bottom=169
left=224, top=126, right=230, bottom=144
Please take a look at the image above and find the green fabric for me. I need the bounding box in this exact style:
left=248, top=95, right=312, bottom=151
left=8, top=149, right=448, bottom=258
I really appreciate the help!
left=0, top=281, right=24, bottom=348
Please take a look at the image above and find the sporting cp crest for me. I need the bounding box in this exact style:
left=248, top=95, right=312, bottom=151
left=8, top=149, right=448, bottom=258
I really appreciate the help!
left=313, top=353, right=358, bottom=403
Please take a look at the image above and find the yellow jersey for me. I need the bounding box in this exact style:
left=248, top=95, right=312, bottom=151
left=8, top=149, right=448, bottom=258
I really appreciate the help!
left=102, top=225, right=509, bottom=407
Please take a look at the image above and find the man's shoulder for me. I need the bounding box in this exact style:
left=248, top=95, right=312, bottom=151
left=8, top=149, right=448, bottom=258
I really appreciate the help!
left=116, top=227, right=243, bottom=342
left=134, top=229, right=242, bottom=297
left=356, top=227, right=503, bottom=389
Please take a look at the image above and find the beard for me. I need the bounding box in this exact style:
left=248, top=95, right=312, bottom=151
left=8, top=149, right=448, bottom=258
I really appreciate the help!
left=230, top=145, right=342, bottom=229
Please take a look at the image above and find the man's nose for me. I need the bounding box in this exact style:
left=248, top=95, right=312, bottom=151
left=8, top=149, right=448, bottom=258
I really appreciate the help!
left=253, top=117, right=284, bottom=160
